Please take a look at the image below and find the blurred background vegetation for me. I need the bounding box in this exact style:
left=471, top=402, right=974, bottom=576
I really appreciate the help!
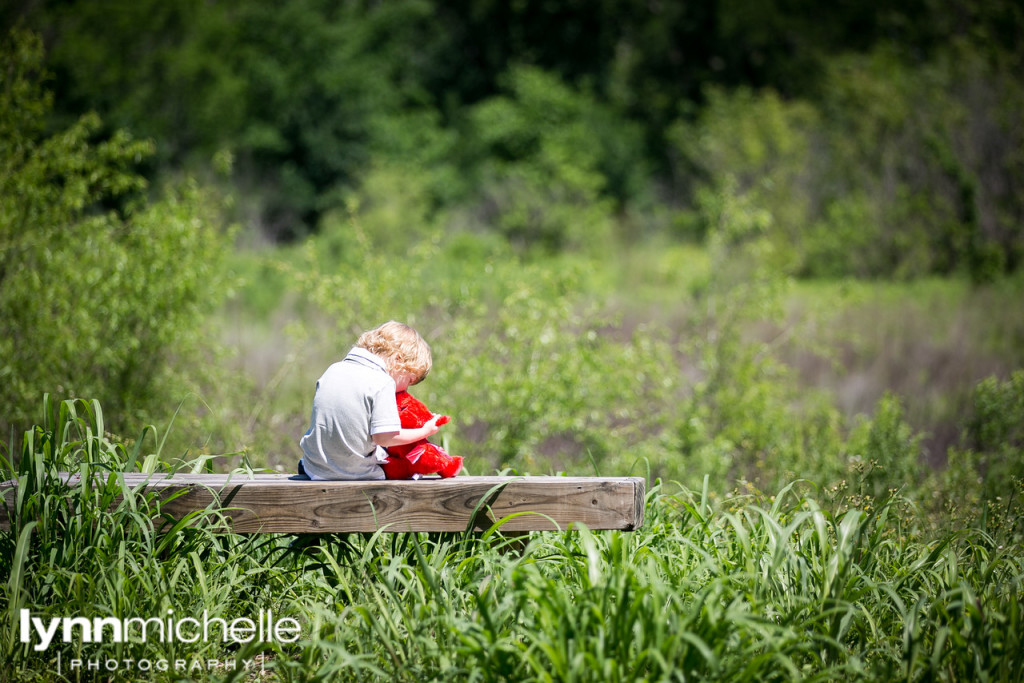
left=2, top=0, right=1022, bottom=517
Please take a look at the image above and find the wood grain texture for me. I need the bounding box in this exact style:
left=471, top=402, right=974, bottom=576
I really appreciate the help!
left=0, top=474, right=645, bottom=533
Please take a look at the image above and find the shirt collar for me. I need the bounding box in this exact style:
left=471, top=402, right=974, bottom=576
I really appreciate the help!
left=344, top=346, right=390, bottom=373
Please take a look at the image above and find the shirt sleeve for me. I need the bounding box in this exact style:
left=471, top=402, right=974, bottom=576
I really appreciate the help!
left=369, top=384, right=401, bottom=435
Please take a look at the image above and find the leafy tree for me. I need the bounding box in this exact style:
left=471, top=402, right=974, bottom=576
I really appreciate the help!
left=0, top=28, right=231, bottom=441
left=7, top=0, right=1022, bottom=255
left=671, top=40, right=1024, bottom=280
left=31, top=0, right=454, bottom=240
left=462, top=65, right=647, bottom=253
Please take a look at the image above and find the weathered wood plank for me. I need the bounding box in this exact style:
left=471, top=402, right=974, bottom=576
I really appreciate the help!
left=0, top=474, right=645, bottom=533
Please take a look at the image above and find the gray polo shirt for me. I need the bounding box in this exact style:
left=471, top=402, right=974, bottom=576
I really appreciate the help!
left=298, top=347, right=401, bottom=480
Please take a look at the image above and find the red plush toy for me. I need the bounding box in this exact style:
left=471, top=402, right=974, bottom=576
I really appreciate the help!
left=381, top=391, right=463, bottom=479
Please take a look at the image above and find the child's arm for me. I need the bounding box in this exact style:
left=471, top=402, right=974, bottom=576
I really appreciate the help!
left=372, top=414, right=444, bottom=448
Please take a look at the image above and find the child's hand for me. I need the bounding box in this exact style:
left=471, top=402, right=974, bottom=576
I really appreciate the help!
left=424, top=414, right=446, bottom=436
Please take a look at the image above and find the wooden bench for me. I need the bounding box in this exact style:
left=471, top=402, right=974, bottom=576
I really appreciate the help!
left=0, top=473, right=645, bottom=534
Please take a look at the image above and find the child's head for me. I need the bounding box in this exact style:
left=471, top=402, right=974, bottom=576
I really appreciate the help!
left=357, top=321, right=432, bottom=387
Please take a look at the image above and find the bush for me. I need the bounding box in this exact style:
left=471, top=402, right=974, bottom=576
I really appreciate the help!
left=462, top=65, right=646, bottom=254
left=844, top=393, right=924, bottom=502
left=965, top=371, right=1024, bottom=455
left=0, top=28, right=232, bottom=444
left=948, top=371, right=1024, bottom=517
left=668, top=86, right=819, bottom=270
left=669, top=44, right=1024, bottom=280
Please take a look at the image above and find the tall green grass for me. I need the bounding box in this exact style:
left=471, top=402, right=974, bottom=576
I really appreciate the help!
left=3, top=399, right=1022, bottom=681
left=0, top=398, right=287, bottom=680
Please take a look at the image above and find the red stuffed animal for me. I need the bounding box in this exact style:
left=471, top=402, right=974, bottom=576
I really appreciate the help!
left=381, top=391, right=463, bottom=479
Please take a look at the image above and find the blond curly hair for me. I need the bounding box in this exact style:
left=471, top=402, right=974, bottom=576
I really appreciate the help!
left=356, top=321, right=432, bottom=384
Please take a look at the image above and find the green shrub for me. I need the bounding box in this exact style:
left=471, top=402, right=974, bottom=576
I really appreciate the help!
left=844, top=393, right=924, bottom=503
left=462, top=65, right=646, bottom=254
left=965, top=371, right=1024, bottom=455
left=940, top=371, right=1024, bottom=540
left=668, top=86, right=819, bottom=272
left=671, top=179, right=834, bottom=489
left=0, top=29, right=233, bottom=444
left=669, top=45, right=1024, bottom=280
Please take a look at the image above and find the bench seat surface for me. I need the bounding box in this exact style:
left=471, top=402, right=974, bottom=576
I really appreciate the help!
left=1, top=474, right=645, bottom=533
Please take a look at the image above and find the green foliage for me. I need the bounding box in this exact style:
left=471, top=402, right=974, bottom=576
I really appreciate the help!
left=284, top=211, right=678, bottom=476
left=674, top=180, right=830, bottom=488
left=844, top=394, right=924, bottom=502
left=7, top=0, right=1023, bottom=261
left=965, top=371, right=1024, bottom=454
left=0, top=28, right=232, bottom=442
left=463, top=65, right=645, bottom=254
left=0, top=398, right=287, bottom=679
left=944, top=371, right=1024, bottom=529
left=669, top=87, right=819, bottom=259
left=30, top=0, right=456, bottom=239
left=4, top=404, right=1023, bottom=681
left=670, top=43, right=1024, bottom=280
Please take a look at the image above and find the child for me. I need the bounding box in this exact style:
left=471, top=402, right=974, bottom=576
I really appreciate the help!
left=296, top=321, right=445, bottom=480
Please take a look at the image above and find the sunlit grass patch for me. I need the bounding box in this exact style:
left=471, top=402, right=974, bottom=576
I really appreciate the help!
left=4, top=405, right=1021, bottom=681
